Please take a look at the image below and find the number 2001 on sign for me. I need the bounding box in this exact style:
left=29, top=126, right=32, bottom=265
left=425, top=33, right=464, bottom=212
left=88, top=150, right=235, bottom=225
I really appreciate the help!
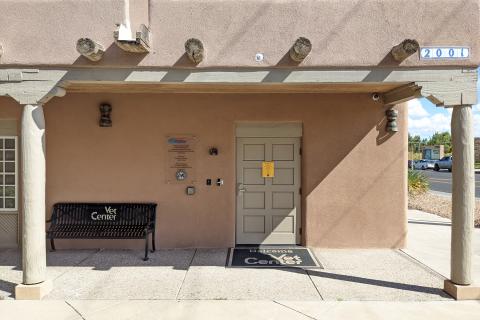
left=420, top=47, right=469, bottom=60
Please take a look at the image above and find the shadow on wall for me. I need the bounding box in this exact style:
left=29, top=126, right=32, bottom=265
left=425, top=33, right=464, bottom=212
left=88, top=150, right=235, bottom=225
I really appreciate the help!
left=302, top=102, right=405, bottom=247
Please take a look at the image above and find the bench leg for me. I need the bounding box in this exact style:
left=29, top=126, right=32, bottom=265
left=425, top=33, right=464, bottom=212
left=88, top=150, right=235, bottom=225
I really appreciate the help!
left=151, top=230, right=156, bottom=252
left=50, top=238, right=56, bottom=251
left=143, top=233, right=149, bottom=261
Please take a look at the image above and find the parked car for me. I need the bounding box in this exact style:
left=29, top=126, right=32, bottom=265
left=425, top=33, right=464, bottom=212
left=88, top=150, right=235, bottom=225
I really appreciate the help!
left=413, top=159, right=436, bottom=170
left=434, top=156, right=452, bottom=172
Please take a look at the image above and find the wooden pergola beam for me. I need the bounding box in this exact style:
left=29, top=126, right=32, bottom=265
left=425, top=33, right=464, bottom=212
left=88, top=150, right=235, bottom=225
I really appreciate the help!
left=289, top=37, right=312, bottom=62
left=382, top=83, right=422, bottom=105
left=76, top=38, right=105, bottom=62
left=185, top=38, right=204, bottom=64
left=391, top=39, right=419, bottom=62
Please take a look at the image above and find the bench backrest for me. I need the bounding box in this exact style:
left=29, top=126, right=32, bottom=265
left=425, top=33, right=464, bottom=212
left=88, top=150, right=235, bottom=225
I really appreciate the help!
left=50, top=203, right=157, bottom=227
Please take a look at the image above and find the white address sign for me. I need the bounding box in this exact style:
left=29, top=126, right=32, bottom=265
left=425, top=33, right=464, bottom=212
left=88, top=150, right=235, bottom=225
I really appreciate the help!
left=420, top=47, right=470, bottom=60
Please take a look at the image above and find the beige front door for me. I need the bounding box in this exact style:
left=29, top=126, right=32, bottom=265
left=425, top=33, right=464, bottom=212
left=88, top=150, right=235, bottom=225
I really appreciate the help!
left=236, top=137, right=301, bottom=244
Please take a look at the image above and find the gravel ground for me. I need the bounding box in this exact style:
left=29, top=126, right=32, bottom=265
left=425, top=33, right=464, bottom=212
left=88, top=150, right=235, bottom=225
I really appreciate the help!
left=408, top=192, right=480, bottom=228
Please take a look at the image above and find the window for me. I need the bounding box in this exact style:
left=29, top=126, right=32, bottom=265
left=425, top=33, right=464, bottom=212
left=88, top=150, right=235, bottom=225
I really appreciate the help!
left=0, top=137, right=17, bottom=211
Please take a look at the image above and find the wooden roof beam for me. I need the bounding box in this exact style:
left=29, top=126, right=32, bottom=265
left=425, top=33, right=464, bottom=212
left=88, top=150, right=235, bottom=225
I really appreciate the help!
left=76, top=38, right=105, bottom=62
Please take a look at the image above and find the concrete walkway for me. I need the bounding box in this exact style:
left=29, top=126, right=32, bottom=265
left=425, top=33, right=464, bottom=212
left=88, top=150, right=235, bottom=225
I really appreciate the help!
left=0, top=247, right=448, bottom=301
left=404, top=209, right=480, bottom=281
left=1, top=300, right=480, bottom=320
left=1, top=210, right=479, bottom=319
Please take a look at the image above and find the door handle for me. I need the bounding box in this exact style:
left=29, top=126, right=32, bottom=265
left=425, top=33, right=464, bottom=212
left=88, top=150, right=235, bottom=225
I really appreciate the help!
left=237, top=183, right=246, bottom=194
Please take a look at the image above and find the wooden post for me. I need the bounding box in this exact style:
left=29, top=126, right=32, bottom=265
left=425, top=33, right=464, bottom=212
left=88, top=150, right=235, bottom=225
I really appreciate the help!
left=450, top=105, right=474, bottom=285
left=444, top=104, right=480, bottom=300
left=391, top=39, right=419, bottom=62
left=76, top=38, right=105, bottom=62
left=21, top=104, right=47, bottom=285
left=185, top=38, right=204, bottom=64
left=289, top=37, right=312, bottom=62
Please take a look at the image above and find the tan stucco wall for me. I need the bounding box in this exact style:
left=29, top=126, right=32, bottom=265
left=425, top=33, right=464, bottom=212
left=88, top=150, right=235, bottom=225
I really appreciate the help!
left=0, top=0, right=478, bottom=67
left=0, top=92, right=406, bottom=250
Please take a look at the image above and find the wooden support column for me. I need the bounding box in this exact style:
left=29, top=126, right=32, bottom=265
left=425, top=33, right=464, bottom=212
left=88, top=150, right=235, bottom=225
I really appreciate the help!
left=444, top=104, right=480, bottom=300
left=15, top=104, right=52, bottom=299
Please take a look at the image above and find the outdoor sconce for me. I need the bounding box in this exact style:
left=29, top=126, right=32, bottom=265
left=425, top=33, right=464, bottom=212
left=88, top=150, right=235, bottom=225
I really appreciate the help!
left=76, top=38, right=105, bottom=62
left=185, top=38, right=204, bottom=64
left=99, top=103, right=112, bottom=127
left=386, top=108, right=399, bottom=132
left=209, top=147, right=218, bottom=156
left=0, top=44, right=3, bottom=61
left=289, top=37, right=312, bottom=62
left=391, top=39, right=419, bottom=62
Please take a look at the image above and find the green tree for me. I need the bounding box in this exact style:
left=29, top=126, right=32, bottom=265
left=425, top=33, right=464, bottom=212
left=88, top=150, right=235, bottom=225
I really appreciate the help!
left=408, top=134, right=425, bottom=153
left=426, top=131, right=452, bottom=153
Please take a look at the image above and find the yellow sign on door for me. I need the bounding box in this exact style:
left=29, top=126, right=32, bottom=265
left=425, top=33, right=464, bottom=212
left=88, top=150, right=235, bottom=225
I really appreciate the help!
left=262, top=161, right=275, bottom=178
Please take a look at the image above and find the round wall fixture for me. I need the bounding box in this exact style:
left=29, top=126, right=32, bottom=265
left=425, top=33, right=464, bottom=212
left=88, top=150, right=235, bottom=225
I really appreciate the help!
left=176, top=169, right=187, bottom=181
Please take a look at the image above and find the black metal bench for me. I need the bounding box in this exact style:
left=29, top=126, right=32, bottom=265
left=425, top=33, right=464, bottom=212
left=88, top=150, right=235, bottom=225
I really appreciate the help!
left=46, top=203, right=157, bottom=261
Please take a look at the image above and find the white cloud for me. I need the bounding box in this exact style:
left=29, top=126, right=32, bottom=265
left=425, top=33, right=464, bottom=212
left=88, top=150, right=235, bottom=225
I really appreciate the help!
left=408, top=112, right=451, bottom=137
left=408, top=103, right=480, bottom=138
left=407, top=99, right=429, bottom=117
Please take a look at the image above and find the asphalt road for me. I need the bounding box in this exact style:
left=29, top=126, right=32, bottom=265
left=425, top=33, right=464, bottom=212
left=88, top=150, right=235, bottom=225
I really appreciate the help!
left=421, top=169, right=480, bottom=198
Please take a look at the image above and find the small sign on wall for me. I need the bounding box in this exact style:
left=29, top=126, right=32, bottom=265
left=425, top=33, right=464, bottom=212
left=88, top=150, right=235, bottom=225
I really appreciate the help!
left=166, top=135, right=197, bottom=184
left=262, top=161, right=275, bottom=178
left=420, top=47, right=470, bottom=60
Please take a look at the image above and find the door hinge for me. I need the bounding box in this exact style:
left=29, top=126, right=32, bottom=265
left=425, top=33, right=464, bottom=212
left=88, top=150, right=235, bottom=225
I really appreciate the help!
left=299, top=147, right=302, bottom=155
left=299, top=227, right=302, bottom=235
left=299, top=188, right=302, bottom=195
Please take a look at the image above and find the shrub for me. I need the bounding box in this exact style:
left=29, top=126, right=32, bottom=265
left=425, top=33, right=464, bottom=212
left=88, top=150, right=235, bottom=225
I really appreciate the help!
left=408, top=170, right=429, bottom=195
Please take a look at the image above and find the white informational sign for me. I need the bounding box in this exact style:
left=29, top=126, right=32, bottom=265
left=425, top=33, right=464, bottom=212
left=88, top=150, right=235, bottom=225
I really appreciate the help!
left=420, top=47, right=470, bottom=60
left=166, top=135, right=197, bottom=184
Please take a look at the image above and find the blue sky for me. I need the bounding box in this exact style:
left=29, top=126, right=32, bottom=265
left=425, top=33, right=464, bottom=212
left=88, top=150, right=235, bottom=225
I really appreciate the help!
left=408, top=80, right=480, bottom=138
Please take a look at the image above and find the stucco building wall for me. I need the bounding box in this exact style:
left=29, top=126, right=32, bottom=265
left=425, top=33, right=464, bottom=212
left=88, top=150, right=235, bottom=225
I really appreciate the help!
left=0, top=93, right=407, bottom=249
left=0, top=0, right=478, bottom=67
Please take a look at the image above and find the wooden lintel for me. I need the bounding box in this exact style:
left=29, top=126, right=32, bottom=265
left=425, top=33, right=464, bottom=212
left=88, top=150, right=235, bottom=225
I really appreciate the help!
left=0, top=67, right=477, bottom=106
left=382, top=84, right=422, bottom=105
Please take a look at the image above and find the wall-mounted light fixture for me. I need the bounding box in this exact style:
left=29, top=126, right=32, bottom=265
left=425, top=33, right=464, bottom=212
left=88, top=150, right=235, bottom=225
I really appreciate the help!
left=386, top=108, right=399, bottom=132
left=99, top=103, right=112, bottom=127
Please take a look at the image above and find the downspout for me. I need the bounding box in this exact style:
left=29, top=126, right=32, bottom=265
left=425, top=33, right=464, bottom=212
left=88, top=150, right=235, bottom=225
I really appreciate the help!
left=117, top=0, right=135, bottom=41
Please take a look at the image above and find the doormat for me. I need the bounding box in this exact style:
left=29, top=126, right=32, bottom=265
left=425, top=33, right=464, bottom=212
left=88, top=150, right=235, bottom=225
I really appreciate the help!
left=227, top=247, right=322, bottom=268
